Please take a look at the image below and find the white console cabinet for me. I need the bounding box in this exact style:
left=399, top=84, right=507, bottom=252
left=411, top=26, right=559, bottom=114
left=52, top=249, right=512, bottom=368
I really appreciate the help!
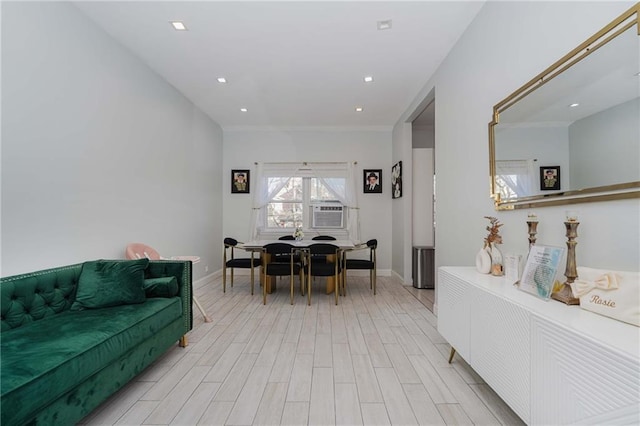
left=437, top=267, right=640, bottom=425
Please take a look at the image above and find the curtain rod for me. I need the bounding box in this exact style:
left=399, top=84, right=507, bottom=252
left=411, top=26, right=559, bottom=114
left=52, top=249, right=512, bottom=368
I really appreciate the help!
left=254, top=161, right=357, bottom=165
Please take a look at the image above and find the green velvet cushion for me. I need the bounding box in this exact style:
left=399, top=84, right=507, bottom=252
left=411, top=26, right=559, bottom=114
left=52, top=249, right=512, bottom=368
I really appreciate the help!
left=143, top=276, right=179, bottom=298
left=0, top=297, right=182, bottom=425
left=71, top=259, right=149, bottom=310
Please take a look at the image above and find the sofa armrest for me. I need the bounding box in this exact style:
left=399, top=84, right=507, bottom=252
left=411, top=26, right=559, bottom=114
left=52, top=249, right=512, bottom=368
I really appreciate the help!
left=145, top=260, right=193, bottom=336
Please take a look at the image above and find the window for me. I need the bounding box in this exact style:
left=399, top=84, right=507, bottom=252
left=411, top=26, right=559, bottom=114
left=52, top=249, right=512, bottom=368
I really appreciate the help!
left=251, top=162, right=360, bottom=242
left=495, top=174, right=519, bottom=199
left=267, top=177, right=302, bottom=228
left=495, top=160, right=534, bottom=200
left=266, top=177, right=343, bottom=229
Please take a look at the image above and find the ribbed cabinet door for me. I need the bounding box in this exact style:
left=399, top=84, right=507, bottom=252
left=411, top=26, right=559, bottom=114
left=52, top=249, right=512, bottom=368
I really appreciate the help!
left=437, top=269, right=471, bottom=360
left=469, top=290, right=531, bottom=424
left=531, top=315, right=640, bottom=425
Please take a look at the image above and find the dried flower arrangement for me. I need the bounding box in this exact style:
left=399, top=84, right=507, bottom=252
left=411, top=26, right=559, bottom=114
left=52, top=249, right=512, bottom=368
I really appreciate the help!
left=484, top=216, right=503, bottom=248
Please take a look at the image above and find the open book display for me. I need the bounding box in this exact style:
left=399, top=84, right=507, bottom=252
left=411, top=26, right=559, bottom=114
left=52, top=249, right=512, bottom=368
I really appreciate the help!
left=518, top=245, right=565, bottom=300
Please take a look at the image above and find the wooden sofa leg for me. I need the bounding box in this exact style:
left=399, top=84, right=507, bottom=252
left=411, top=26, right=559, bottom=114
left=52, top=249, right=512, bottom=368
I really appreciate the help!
left=179, top=336, right=188, bottom=347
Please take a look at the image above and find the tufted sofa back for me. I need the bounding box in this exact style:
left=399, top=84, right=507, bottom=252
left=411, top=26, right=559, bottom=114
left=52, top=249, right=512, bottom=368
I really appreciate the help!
left=1, top=264, right=83, bottom=332
left=1, top=260, right=193, bottom=334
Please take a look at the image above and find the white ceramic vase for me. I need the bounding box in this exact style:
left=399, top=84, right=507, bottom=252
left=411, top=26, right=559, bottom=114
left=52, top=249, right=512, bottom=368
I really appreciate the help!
left=475, top=246, right=492, bottom=274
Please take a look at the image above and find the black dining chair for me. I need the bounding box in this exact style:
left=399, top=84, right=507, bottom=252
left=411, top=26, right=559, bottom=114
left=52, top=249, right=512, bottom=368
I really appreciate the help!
left=223, top=238, right=262, bottom=294
left=306, top=243, right=342, bottom=306
left=342, top=239, right=377, bottom=296
left=277, top=234, right=302, bottom=264
left=261, top=242, right=305, bottom=305
left=310, top=235, right=336, bottom=262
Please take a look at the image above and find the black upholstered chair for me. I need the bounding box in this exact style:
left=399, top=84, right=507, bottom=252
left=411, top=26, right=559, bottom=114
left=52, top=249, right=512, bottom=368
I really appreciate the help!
left=277, top=235, right=301, bottom=263
left=306, top=243, right=342, bottom=306
left=312, top=235, right=336, bottom=241
left=223, top=237, right=261, bottom=294
left=342, top=239, right=377, bottom=296
left=310, top=235, right=336, bottom=262
left=261, top=243, right=305, bottom=305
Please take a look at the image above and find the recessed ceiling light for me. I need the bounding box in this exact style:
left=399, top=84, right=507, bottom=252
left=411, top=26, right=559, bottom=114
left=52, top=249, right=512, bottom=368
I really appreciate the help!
left=355, top=107, right=364, bottom=112
left=170, top=21, right=187, bottom=31
left=217, top=77, right=227, bottom=83
left=363, top=76, right=374, bottom=83
left=635, top=71, right=640, bottom=76
left=240, top=108, right=248, bottom=112
left=377, top=20, right=392, bottom=30
left=569, top=103, right=580, bottom=108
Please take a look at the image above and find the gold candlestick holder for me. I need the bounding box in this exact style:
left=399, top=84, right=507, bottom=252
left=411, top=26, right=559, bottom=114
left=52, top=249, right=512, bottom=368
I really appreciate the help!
left=551, top=220, right=580, bottom=305
left=527, top=221, right=538, bottom=249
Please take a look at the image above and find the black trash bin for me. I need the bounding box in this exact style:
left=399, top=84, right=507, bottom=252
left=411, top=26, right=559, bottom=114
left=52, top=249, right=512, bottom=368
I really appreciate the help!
left=412, top=246, right=434, bottom=289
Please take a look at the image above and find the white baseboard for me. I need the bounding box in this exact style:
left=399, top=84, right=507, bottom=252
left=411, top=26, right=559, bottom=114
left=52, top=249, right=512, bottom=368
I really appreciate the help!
left=391, top=269, right=408, bottom=285
left=193, top=269, right=222, bottom=289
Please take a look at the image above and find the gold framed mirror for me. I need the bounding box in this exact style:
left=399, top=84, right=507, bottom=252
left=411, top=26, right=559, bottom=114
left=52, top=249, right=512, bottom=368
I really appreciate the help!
left=489, top=3, right=639, bottom=210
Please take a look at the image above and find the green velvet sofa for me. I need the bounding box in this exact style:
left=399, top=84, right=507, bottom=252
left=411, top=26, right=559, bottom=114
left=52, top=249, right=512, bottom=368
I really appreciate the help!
left=0, top=259, right=193, bottom=426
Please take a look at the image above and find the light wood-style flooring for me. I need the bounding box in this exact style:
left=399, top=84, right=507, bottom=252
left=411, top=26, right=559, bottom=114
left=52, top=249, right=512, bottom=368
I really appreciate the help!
left=80, top=273, right=524, bottom=425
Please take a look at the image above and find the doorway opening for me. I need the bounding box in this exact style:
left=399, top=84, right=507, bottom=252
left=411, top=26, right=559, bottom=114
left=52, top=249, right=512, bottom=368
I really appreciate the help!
left=409, top=92, right=436, bottom=306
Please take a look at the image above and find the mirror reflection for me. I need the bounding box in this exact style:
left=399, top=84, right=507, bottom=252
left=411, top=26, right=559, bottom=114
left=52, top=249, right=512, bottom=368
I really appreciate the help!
left=490, top=5, right=639, bottom=208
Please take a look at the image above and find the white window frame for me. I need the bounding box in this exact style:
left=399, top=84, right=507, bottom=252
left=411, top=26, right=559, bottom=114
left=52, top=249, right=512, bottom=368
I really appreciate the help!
left=264, top=174, right=344, bottom=231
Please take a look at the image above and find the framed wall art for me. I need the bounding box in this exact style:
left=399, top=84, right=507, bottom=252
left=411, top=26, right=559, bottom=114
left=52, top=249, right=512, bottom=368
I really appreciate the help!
left=231, top=170, right=250, bottom=194
left=392, top=161, right=402, bottom=199
left=363, top=169, right=382, bottom=193
left=540, top=166, right=560, bottom=191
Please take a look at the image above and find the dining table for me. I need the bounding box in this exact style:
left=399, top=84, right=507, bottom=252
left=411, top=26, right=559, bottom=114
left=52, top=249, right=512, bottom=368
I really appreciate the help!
left=242, top=239, right=355, bottom=294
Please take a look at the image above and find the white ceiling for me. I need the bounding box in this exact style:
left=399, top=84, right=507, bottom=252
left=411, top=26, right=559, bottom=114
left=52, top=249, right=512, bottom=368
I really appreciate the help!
left=499, top=22, right=640, bottom=126
left=73, top=1, right=485, bottom=129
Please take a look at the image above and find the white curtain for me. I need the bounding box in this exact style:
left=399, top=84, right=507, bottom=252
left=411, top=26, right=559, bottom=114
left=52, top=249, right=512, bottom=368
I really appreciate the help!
left=251, top=162, right=360, bottom=242
left=309, top=162, right=361, bottom=243
left=496, top=160, right=535, bottom=199
left=250, top=163, right=302, bottom=239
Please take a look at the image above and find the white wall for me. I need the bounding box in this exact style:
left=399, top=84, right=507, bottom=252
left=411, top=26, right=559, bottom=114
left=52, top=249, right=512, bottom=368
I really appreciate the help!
left=222, top=128, right=393, bottom=272
left=569, top=98, right=640, bottom=188
left=391, top=122, right=413, bottom=281
left=412, top=126, right=435, bottom=149
left=1, top=2, right=224, bottom=278
left=412, top=148, right=434, bottom=247
left=412, top=126, right=436, bottom=253
left=393, top=1, right=639, bottom=287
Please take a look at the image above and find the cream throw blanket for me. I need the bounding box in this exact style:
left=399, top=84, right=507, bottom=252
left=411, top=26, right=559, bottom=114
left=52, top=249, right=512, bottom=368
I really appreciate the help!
left=570, top=266, right=639, bottom=327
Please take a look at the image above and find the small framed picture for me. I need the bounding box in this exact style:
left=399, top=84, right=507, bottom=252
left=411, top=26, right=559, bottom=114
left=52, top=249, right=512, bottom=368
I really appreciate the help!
left=231, top=170, right=250, bottom=194
left=392, top=161, right=403, bottom=199
left=540, top=166, right=560, bottom=191
left=363, top=169, right=382, bottom=193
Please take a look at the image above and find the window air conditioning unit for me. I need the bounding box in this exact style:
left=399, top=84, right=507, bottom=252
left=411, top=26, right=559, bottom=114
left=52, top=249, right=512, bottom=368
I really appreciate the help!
left=312, top=203, right=344, bottom=228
